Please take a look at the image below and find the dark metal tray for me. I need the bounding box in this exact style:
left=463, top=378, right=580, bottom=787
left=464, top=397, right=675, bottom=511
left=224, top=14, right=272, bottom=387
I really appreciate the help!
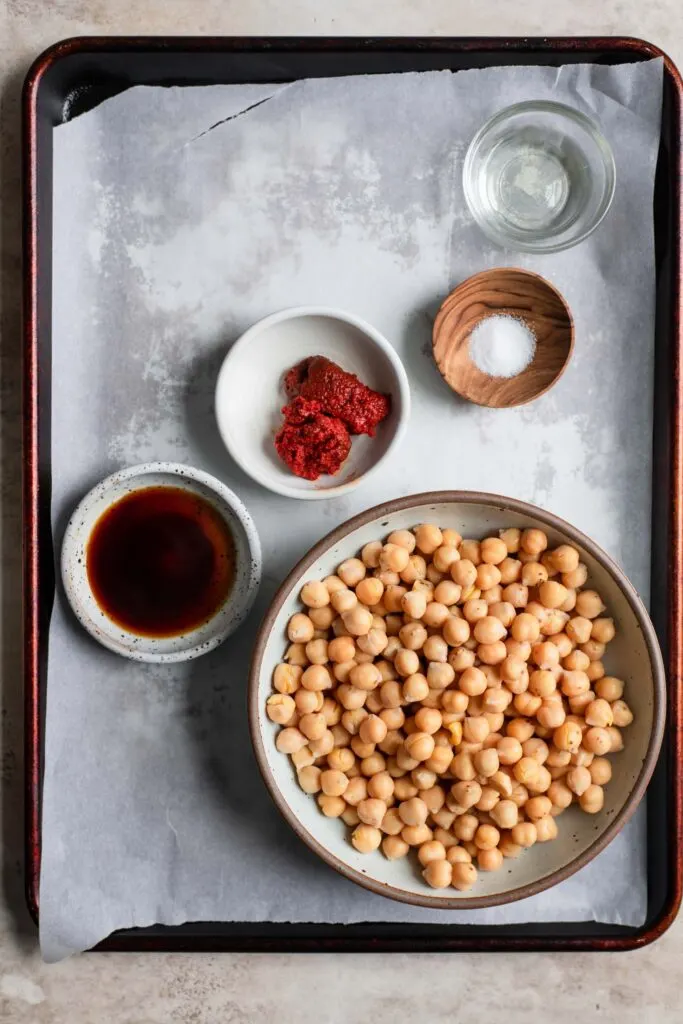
left=23, top=35, right=683, bottom=952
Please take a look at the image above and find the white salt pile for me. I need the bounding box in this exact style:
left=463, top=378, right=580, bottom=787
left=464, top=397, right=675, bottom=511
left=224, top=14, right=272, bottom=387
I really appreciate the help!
left=469, top=314, right=537, bottom=378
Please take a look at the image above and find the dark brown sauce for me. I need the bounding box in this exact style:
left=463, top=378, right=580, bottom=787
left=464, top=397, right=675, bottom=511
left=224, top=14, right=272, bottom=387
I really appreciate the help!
left=86, top=486, right=236, bottom=638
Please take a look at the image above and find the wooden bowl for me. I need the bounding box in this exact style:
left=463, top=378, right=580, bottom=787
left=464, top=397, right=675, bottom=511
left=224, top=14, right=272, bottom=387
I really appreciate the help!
left=432, top=268, right=574, bottom=408
left=249, top=492, right=665, bottom=910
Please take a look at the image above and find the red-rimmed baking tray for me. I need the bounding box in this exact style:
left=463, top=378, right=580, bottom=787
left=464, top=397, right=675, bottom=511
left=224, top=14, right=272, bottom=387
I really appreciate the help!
left=23, top=35, right=683, bottom=952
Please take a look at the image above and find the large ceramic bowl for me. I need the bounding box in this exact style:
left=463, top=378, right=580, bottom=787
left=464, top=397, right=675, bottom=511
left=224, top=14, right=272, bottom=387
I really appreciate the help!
left=249, top=491, right=665, bottom=909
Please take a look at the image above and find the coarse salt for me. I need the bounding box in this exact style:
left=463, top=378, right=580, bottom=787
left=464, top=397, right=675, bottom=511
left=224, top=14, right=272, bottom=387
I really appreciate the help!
left=468, top=314, right=537, bottom=379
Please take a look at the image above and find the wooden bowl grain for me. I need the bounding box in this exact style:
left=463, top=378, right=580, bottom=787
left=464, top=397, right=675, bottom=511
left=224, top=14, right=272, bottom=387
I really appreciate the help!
left=432, top=268, right=574, bottom=408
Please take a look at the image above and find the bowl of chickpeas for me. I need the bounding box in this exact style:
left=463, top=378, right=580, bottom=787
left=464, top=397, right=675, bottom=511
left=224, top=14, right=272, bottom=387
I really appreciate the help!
left=249, top=492, right=665, bottom=907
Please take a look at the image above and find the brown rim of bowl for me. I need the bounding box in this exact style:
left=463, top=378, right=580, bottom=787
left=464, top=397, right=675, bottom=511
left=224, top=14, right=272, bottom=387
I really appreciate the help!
left=248, top=490, right=666, bottom=910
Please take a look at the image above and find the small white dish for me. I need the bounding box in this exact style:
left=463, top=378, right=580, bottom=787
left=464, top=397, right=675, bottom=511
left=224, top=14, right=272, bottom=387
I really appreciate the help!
left=214, top=307, right=410, bottom=500
left=61, top=462, right=262, bottom=663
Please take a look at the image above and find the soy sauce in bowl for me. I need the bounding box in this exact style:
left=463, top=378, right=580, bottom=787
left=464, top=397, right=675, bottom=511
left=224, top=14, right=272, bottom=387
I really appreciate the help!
left=86, top=486, right=236, bottom=638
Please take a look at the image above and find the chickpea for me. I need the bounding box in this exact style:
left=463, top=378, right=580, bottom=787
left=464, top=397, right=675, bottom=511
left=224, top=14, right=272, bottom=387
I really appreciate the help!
left=589, top=757, right=612, bottom=786
left=276, top=727, right=307, bottom=754
left=477, top=536, right=506, bottom=566
left=441, top=617, right=469, bottom=648
left=511, top=613, right=541, bottom=643
left=509, top=822, right=535, bottom=848
left=513, top=757, right=539, bottom=786
left=566, top=616, right=592, bottom=645
left=318, top=769, right=348, bottom=798
left=324, top=637, right=353, bottom=665
left=310, top=730, right=335, bottom=757
left=472, top=615, right=506, bottom=645
left=476, top=564, right=502, bottom=592
left=266, top=693, right=297, bottom=725
left=341, top=708, right=368, bottom=736
left=426, top=663, right=455, bottom=690
left=336, top=558, right=366, bottom=588
left=563, top=649, right=590, bottom=673
left=404, top=732, right=435, bottom=763
left=360, top=751, right=387, bottom=776
left=433, top=581, right=461, bottom=607
left=399, top=673, right=427, bottom=704
left=477, top=641, right=507, bottom=666
left=341, top=605, right=374, bottom=637
left=474, top=824, right=500, bottom=851
left=352, top=824, right=382, bottom=852
left=538, top=580, right=568, bottom=609
left=535, top=815, right=558, bottom=842
left=461, top=599, right=487, bottom=625
left=430, top=545, right=458, bottom=574
left=399, top=622, right=428, bottom=653
left=378, top=543, right=410, bottom=574
left=414, top=524, right=442, bottom=555
left=580, top=639, right=606, bottom=662
left=449, top=779, right=482, bottom=810
left=347, top=662, right=379, bottom=692
left=520, top=528, right=548, bottom=556
left=359, top=714, right=388, bottom=746
left=553, top=720, right=583, bottom=753
left=301, top=581, right=330, bottom=609
left=357, top=797, right=387, bottom=828
left=506, top=721, right=534, bottom=745
left=402, top=823, right=434, bottom=847
left=513, top=692, right=542, bottom=717
left=591, top=617, right=615, bottom=643
left=537, top=702, right=566, bottom=731
left=394, top=777, right=418, bottom=800
left=450, top=559, right=476, bottom=590
left=426, top=745, right=455, bottom=776
left=400, top=591, right=426, bottom=622
left=422, top=635, right=448, bottom=663
left=299, top=711, right=327, bottom=742
left=420, top=602, right=449, bottom=629
left=318, top=793, right=346, bottom=818
left=584, top=698, right=613, bottom=729
left=473, top=748, right=499, bottom=778
left=411, top=706, right=440, bottom=735
left=575, top=590, right=605, bottom=620
left=309, top=605, right=336, bottom=630
left=607, top=726, right=624, bottom=752
left=287, top=613, right=315, bottom=645
left=566, top=765, right=592, bottom=796
left=416, top=840, right=446, bottom=867
left=583, top=727, right=612, bottom=755
left=595, top=676, right=623, bottom=702
left=611, top=700, right=634, bottom=728
left=421, top=859, right=451, bottom=888
left=328, top=746, right=355, bottom=773
left=285, top=643, right=309, bottom=667
left=490, top=799, right=518, bottom=829
left=382, top=835, right=409, bottom=860
left=380, top=680, right=403, bottom=709
left=561, top=670, right=590, bottom=699
left=381, top=806, right=404, bottom=835
left=521, top=562, right=548, bottom=587
left=353, top=577, right=382, bottom=608
left=331, top=591, right=357, bottom=621
left=360, top=541, right=382, bottom=569
left=495, top=736, right=522, bottom=766
left=450, top=750, right=475, bottom=781
left=547, top=781, right=573, bottom=813
left=580, top=784, right=605, bottom=814
left=528, top=670, right=557, bottom=699
left=394, top=648, right=419, bottom=678
left=401, top=554, right=427, bottom=585
left=449, top=860, right=477, bottom=891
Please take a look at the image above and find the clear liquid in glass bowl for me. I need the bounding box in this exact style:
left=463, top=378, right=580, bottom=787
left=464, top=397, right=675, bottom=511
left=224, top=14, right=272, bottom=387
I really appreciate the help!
left=463, top=102, right=616, bottom=253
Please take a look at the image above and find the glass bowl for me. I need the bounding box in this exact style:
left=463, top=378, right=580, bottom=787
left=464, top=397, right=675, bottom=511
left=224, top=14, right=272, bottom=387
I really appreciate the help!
left=463, top=101, right=616, bottom=254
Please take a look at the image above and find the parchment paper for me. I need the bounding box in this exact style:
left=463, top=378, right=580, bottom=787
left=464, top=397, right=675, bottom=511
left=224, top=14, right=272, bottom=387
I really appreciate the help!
left=42, top=60, right=663, bottom=960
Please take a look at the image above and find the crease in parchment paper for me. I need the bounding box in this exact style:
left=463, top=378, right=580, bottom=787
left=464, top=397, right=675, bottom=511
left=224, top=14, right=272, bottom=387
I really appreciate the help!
left=42, top=60, right=663, bottom=961
left=183, top=83, right=294, bottom=146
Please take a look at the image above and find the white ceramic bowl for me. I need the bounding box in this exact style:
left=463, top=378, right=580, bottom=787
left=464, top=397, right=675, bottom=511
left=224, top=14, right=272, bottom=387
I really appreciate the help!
left=214, top=307, right=410, bottom=499
left=61, top=462, right=262, bottom=663
left=250, top=492, right=665, bottom=908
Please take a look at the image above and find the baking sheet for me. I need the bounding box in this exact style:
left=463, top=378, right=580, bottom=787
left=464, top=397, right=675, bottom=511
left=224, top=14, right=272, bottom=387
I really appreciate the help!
left=42, top=59, right=663, bottom=960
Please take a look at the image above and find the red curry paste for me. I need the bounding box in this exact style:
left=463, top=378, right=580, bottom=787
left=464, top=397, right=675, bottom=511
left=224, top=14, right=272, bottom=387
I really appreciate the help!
left=275, top=356, right=391, bottom=481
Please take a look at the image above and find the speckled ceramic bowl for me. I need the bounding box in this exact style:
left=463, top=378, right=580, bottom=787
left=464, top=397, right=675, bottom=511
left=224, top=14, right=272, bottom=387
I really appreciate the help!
left=61, top=462, right=262, bottom=663
left=250, top=491, right=665, bottom=909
